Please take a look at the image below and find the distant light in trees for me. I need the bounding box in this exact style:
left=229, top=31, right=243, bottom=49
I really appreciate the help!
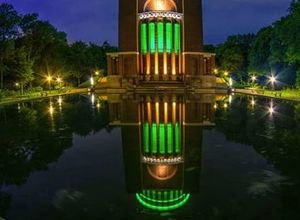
left=269, top=75, right=276, bottom=84
left=251, top=75, right=257, bottom=82
left=224, top=71, right=229, bottom=76
left=56, top=77, right=62, bottom=83
left=46, top=75, right=52, bottom=82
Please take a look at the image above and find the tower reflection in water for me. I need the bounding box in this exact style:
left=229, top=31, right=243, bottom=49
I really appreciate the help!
left=109, top=94, right=215, bottom=212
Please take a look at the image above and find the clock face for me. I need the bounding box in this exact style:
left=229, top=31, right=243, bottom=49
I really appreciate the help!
left=143, top=0, right=177, bottom=12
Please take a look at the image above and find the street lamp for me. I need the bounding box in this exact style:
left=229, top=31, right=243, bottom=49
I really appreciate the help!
left=251, top=75, right=257, bottom=82
left=46, top=76, right=52, bottom=90
left=224, top=71, right=229, bottom=77
left=269, top=75, right=276, bottom=90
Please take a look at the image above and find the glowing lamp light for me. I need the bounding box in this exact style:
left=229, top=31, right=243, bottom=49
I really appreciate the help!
left=224, top=71, right=229, bottom=77
left=57, top=77, right=62, bottom=83
left=95, top=71, right=100, bottom=76
left=46, top=76, right=52, bottom=82
left=214, top=103, right=218, bottom=109
left=90, top=77, right=94, bottom=86
left=251, top=75, right=257, bottom=82
left=224, top=103, right=228, bottom=109
left=15, top=82, right=19, bottom=87
left=269, top=75, right=276, bottom=84
left=214, top=68, right=218, bottom=74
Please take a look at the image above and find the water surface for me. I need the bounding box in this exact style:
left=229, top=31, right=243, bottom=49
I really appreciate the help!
left=0, top=93, right=299, bottom=220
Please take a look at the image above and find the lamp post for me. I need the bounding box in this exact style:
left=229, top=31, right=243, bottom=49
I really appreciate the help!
left=46, top=76, right=52, bottom=90
left=269, top=75, right=276, bottom=90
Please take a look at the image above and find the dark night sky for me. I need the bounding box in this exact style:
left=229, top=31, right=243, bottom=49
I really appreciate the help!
left=3, top=0, right=291, bottom=45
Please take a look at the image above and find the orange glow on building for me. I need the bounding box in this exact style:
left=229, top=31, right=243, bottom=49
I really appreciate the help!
left=144, top=0, right=177, bottom=12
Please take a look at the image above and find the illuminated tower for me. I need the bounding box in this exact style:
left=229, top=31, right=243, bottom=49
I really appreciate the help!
left=107, top=0, right=216, bottom=89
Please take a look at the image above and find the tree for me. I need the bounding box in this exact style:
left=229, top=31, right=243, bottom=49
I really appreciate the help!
left=13, top=48, right=34, bottom=94
left=216, top=34, right=255, bottom=82
left=248, top=27, right=273, bottom=74
left=0, top=40, right=15, bottom=89
left=67, top=41, right=89, bottom=86
left=0, top=3, right=20, bottom=40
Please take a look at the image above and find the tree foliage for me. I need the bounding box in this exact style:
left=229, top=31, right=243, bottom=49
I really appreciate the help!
left=0, top=3, right=117, bottom=91
left=216, top=0, right=300, bottom=87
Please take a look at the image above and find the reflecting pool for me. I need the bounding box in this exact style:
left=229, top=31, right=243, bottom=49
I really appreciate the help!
left=0, top=93, right=300, bottom=220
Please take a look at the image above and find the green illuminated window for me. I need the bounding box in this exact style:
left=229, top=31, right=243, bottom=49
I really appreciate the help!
left=136, top=190, right=190, bottom=211
left=141, top=23, right=147, bottom=54
left=167, top=123, right=173, bottom=154
left=149, top=22, right=155, bottom=54
left=143, top=123, right=181, bottom=155
left=174, top=23, right=181, bottom=54
left=143, top=123, right=150, bottom=153
left=159, top=124, right=165, bottom=154
left=152, top=124, right=157, bottom=153
left=166, top=22, right=172, bottom=53
left=175, top=123, right=181, bottom=153
left=157, top=22, right=164, bottom=53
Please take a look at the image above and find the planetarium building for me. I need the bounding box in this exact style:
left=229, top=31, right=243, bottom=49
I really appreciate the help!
left=106, top=0, right=216, bottom=89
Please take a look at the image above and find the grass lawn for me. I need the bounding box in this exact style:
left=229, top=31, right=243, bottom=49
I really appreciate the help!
left=0, top=87, right=85, bottom=106
left=249, top=88, right=300, bottom=101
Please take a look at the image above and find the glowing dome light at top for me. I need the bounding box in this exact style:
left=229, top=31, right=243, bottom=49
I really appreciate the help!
left=144, top=0, right=177, bottom=12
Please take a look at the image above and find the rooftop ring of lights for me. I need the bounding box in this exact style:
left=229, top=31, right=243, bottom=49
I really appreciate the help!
left=142, top=156, right=183, bottom=164
left=138, top=11, right=183, bottom=20
left=136, top=191, right=190, bottom=211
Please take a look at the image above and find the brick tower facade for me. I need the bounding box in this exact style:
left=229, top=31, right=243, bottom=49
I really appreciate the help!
left=106, top=0, right=216, bottom=88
